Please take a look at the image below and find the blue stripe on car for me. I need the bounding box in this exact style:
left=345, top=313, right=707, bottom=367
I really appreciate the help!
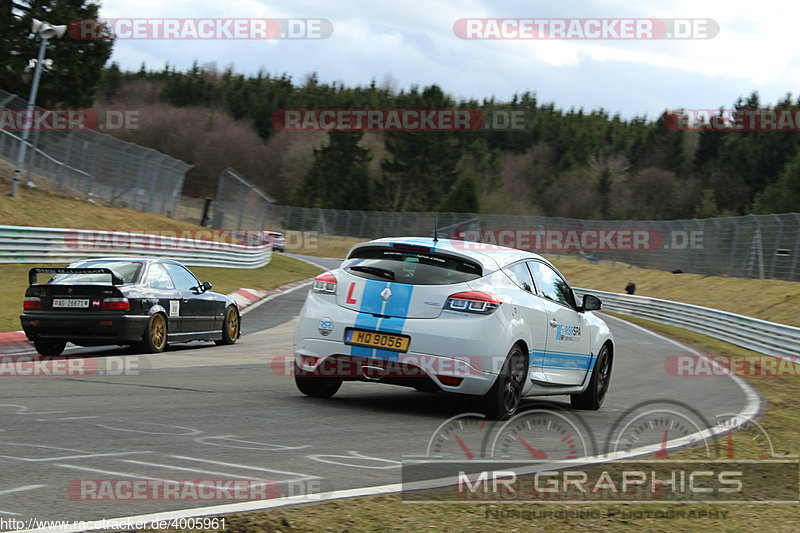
left=373, top=283, right=414, bottom=361
left=349, top=279, right=387, bottom=357
left=530, top=350, right=595, bottom=371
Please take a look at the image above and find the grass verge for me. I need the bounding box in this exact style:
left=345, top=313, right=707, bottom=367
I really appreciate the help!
left=134, top=315, right=800, bottom=532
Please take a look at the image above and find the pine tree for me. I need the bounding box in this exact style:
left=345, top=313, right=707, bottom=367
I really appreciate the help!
left=2, top=0, right=113, bottom=108
left=296, top=132, right=372, bottom=210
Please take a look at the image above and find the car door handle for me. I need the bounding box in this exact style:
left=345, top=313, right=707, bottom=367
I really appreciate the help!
left=549, top=319, right=558, bottom=328
left=182, top=299, right=189, bottom=303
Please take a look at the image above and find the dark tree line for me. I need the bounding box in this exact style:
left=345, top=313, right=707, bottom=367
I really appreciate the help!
left=104, top=63, right=800, bottom=217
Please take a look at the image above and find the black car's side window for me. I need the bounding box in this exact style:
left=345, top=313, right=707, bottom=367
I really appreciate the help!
left=164, top=264, right=200, bottom=291
left=504, top=262, right=535, bottom=293
left=145, top=264, right=174, bottom=290
left=527, top=261, right=576, bottom=308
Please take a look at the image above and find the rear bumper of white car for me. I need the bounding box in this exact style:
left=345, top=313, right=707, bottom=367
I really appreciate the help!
left=293, top=293, right=512, bottom=395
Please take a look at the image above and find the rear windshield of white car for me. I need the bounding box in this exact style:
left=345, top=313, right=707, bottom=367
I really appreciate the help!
left=344, top=247, right=482, bottom=285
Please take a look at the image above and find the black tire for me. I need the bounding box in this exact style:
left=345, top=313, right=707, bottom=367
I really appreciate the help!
left=571, top=343, right=612, bottom=410
left=215, top=306, right=239, bottom=346
left=481, top=345, right=527, bottom=420
left=295, top=364, right=342, bottom=398
left=139, top=313, right=168, bottom=354
left=33, top=339, right=66, bottom=356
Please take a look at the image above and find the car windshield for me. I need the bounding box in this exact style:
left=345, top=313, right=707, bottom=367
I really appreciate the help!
left=49, top=260, right=143, bottom=285
left=344, top=246, right=482, bottom=285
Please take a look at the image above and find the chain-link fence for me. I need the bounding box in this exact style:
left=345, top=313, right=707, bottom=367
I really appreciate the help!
left=211, top=167, right=276, bottom=230
left=0, top=88, right=191, bottom=217
left=260, top=206, right=800, bottom=281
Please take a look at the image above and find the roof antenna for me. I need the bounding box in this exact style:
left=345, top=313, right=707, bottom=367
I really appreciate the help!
left=432, top=211, right=439, bottom=242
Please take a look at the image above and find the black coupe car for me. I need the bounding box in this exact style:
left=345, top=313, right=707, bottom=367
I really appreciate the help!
left=20, top=257, right=240, bottom=356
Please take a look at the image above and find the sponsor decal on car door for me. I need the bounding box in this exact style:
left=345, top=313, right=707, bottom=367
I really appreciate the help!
left=527, top=261, right=594, bottom=385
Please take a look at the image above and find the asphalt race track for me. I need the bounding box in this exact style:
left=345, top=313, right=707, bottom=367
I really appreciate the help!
left=0, top=256, right=756, bottom=525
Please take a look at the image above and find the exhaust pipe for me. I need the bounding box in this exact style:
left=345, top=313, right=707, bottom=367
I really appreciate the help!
left=361, top=364, right=385, bottom=380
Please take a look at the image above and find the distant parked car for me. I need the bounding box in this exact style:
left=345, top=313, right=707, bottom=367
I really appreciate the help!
left=264, top=231, right=286, bottom=252
left=20, top=257, right=240, bottom=356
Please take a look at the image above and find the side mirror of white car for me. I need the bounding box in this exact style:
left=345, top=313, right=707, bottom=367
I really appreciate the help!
left=581, top=294, right=602, bottom=312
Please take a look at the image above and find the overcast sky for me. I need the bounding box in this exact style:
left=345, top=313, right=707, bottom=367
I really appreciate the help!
left=100, top=0, right=799, bottom=119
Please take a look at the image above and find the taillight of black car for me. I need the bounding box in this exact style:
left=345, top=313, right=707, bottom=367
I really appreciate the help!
left=100, top=297, right=130, bottom=311
left=23, top=296, right=42, bottom=310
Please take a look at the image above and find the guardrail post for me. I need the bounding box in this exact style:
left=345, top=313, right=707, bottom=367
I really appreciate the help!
left=147, top=154, right=165, bottom=213
left=85, top=138, right=99, bottom=198
left=791, top=214, right=800, bottom=281
left=56, top=132, right=73, bottom=191
left=134, top=149, right=153, bottom=211
left=769, top=214, right=783, bottom=279
left=728, top=218, right=741, bottom=277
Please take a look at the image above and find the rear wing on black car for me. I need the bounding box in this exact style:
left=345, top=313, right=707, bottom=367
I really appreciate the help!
left=28, top=268, right=124, bottom=286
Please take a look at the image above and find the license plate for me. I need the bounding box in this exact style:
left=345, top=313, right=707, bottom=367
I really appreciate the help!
left=52, top=298, right=89, bottom=308
left=345, top=328, right=410, bottom=352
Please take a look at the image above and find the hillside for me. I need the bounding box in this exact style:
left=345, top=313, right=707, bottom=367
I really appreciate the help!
left=88, top=66, right=800, bottom=219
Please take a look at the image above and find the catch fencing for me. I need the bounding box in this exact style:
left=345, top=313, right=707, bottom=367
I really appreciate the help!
left=0, top=88, right=191, bottom=217
left=257, top=206, right=800, bottom=281
left=211, top=167, right=276, bottom=230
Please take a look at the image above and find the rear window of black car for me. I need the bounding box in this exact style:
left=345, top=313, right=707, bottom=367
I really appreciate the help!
left=50, top=260, right=143, bottom=284
left=344, top=246, right=482, bottom=285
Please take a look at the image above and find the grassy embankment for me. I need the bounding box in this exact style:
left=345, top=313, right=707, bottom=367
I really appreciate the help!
left=0, top=171, right=321, bottom=331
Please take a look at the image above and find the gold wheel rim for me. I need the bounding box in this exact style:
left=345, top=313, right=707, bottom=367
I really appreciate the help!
left=226, top=308, right=239, bottom=339
left=151, top=314, right=166, bottom=350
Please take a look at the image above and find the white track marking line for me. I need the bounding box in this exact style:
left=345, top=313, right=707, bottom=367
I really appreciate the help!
left=1, top=452, right=149, bottom=462
left=55, top=464, right=145, bottom=478
left=118, top=460, right=257, bottom=479
left=22, top=315, right=762, bottom=533
left=240, top=281, right=313, bottom=315
left=167, top=456, right=318, bottom=479
left=285, top=255, right=332, bottom=270
left=0, top=485, right=46, bottom=496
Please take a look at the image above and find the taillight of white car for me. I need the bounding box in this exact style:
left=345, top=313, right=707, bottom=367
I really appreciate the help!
left=312, top=272, right=337, bottom=294
left=445, top=291, right=502, bottom=314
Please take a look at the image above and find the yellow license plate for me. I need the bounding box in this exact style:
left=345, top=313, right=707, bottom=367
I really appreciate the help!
left=345, top=329, right=410, bottom=352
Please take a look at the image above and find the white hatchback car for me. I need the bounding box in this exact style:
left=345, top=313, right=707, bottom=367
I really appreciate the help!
left=293, top=237, right=614, bottom=419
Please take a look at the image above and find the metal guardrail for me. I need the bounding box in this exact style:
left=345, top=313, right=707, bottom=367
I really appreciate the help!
left=575, top=288, right=800, bottom=356
left=0, top=226, right=272, bottom=269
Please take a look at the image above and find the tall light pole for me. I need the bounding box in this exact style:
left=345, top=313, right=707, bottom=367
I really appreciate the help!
left=10, top=18, right=67, bottom=198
